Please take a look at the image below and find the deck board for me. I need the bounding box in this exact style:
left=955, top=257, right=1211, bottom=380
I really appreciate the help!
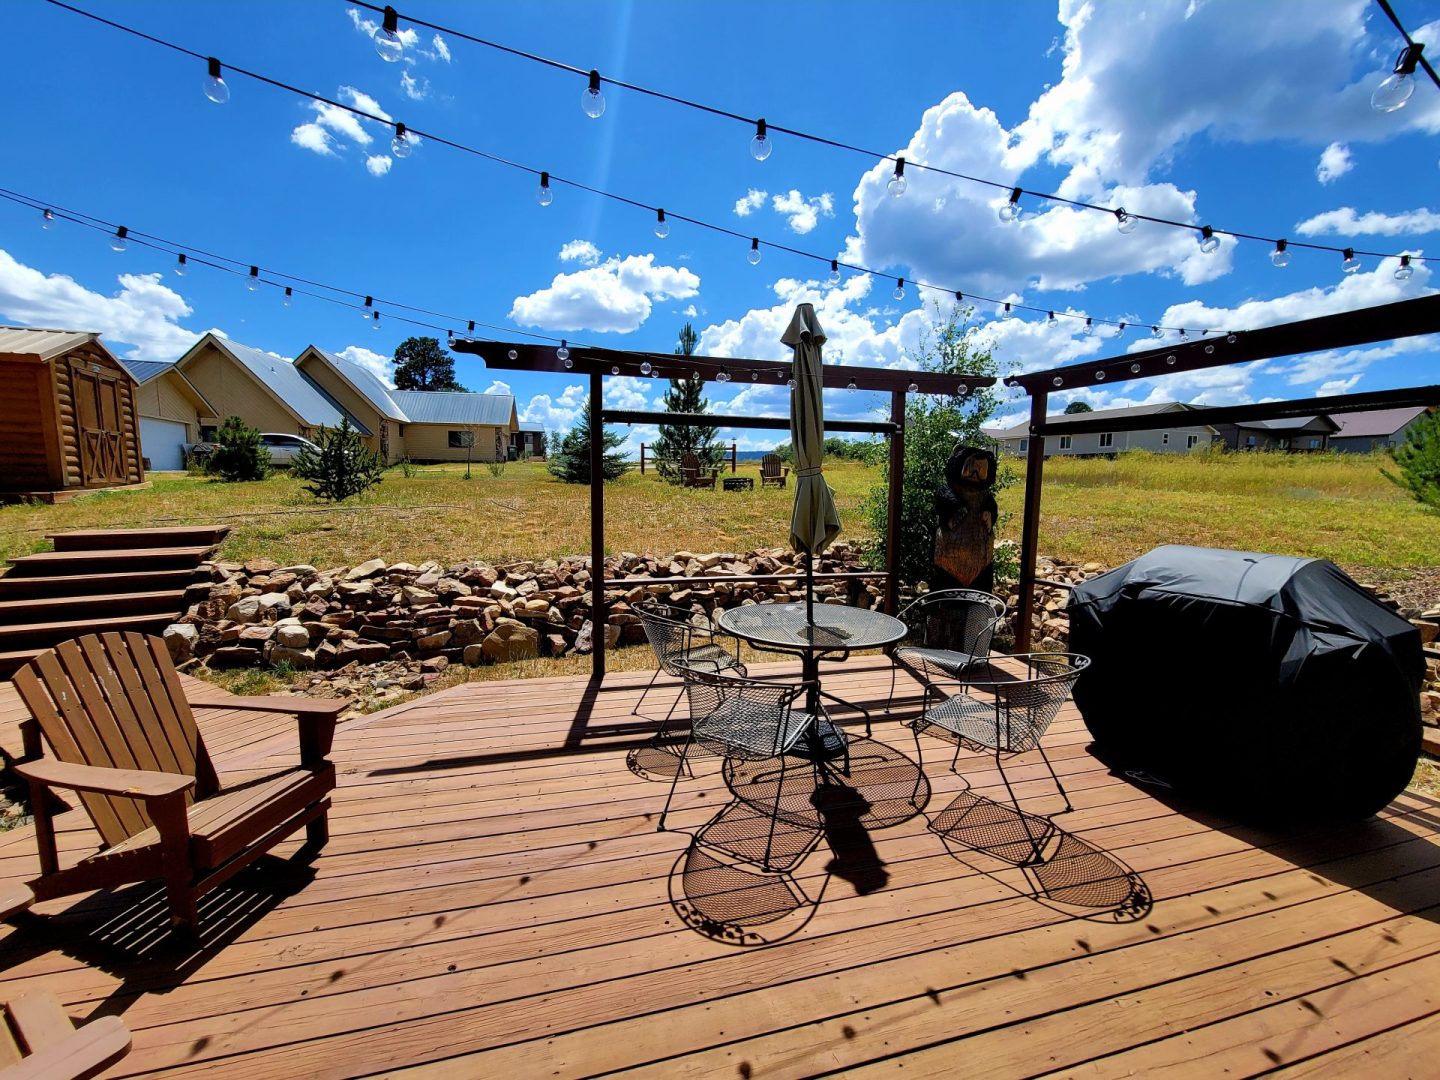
left=0, top=657, right=1437, bottom=1078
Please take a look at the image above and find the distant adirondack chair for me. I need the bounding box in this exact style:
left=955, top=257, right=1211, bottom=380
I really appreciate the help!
left=680, top=452, right=719, bottom=489
left=760, top=453, right=790, bottom=489
left=0, top=989, right=130, bottom=1080
left=12, top=632, right=342, bottom=933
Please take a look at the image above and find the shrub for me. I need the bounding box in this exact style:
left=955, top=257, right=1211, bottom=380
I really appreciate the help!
left=548, top=395, right=631, bottom=483
left=292, top=417, right=384, bottom=501
left=1384, top=409, right=1440, bottom=510
left=205, top=416, right=270, bottom=482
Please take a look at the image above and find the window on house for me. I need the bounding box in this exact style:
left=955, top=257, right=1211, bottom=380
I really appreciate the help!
left=1098, top=433, right=1114, bottom=448
left=199, top=425, right=217, bottom=441
left=1308, top=438, right=1320, bottom=449
left=1245, top=435, right=1256, bottom=447
left=1161, top=432, right=1170, bottom=445
left=1018, top=438, right=1029, bottom=452
left=448, top=430, right=475, bottom=448
left=1187, top=434, right=1200, bottom=449
left=1059, top=435, right=1072, bottom=450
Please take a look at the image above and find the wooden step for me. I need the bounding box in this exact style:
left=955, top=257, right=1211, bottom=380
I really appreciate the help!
left=0, top=568, right=199, bottom=599
left=2, top=546, right=216, bottom=576
left=0, top=590, right=186, bottom=621
left=0, top=614, right=177, bottom=668
left=47, top=525, right=229, bottom=552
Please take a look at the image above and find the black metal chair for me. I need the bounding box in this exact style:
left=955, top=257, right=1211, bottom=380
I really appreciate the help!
left=910, top=653, right=1089, bottom=862
left=634, top=601, right=747, bottom=743
left=657, top=667, right=813, bottom=872
left=888, top=588, right=1007, bottom=715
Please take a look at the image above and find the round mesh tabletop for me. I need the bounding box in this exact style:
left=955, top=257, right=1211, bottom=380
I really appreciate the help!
left=717, top=603, right=906, bottom=653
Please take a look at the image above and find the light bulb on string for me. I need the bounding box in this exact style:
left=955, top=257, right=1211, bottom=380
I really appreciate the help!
left=846, top=379, right=858, bottom=393
left=582, top=70, right=606, bottom=118
left=654, top=208, right=669, bottom=239
left=40, top=208, right=54, bottom=230
left=888, top=157, right=907, bottom=196
left=998, top=187, right=1023, bottom=223
left=467, top=321, right=475, bottom=336
left=787, top=377, right=797, bottom=389
left=1198, top=225, right=1220, bottom=254
left=1204, top=343, right=1215, bottom=354
left=173, top=253, right=188, bottom=276
left=1051, top=376, right=1062, bottom=388
left=907, top=380, right=919, bottom=393
left=717, top=368, right=730, bottom=383
left=391, top=123, right=412, bottom=158
left=1118, top=322, right=1129, bottom=336
left=747, top=238, right=761, bottom=265
left=1165, top=354, right=1177, bottom=366
left=956, top=383, right=969, bottom=396
left=1115, top=207, right=1138, bottom=234
left=362, top=296, right=374, bottom=319
left=536, top=171, right=552, bottom=206
left=893, top=277, right=905, bottom=301
left=203, top=57, right=229, bottom=104
left=1341, top=247, right=1361, bottom=274
left=829, top=259, right=841, bottom=284
left=1396, top=254, right=1415, bottom=281
left=557, top=341, right=571, bottom=367
left=508, top=349, right=518, bottom=360
left=1270, top=239, right=1290, bottom=268
left=1227, top=333, right=1237, bottom=344
left=1151, top=325, right=1163, bottom=340
left=1130, top=362, right=1141, bottom=373
left=372, top=310, right=381, bottom=331
left=750, top=371, right=759, bottom=381
left=1095, top=370, right=1106, bottom=381
left=750, top=118, right=772, bottom=161
left=610, top=366, right=619, bottom=375
left=374, top=6, right=405, bottom=62
left=1002, top=302, right=1013, bottom=319
left=246, top=266, right=260, bottom=293
left=1373, top=43, right=1424, bottom=112
left=1082, top=317, right=1093, bottom=336
left=110, top=226, right=128, bottom=253
left=640, top=361, right=652, bottom=375
left=282, top=287, right=293, bottom=308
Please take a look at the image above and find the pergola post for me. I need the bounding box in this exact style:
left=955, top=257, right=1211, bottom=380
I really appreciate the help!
left=1014, top=390, right=1048, bottom=653
left=885, top=390, right=905, bottom=615
left=589, top=370, right=606, bottom=680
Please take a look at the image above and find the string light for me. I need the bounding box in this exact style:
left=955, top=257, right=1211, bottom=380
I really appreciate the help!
left=654, top=208, right=669, bottom=239
left=1051, top=376, right=1062, bottom=388
left=582, top=69, right=605, bottom=118
left=468, top=320, right=476, bottom=335
left=41, top=208, right=54, bottom=229
left=1396, top=254, right=1415, bottom=281
left=750, top=118, right=772, bottom=161
left=374, top=5, right=404, bottom=62
left=507, top=348, right=518, bottom=360
left=1047, top=311, right=1056, bottom=323
left=110, top=225, right=128, bottom=253
left=536, top=171, right=553, bottom=207
left=1129, top=362, right=1141, bottom=373
left=893, top=277, right=905, bottom=301
left=1270, top=239, right=1290, bottom=268
left=717, top=367, right=731, bottom=383
left=846, top=378, right=858, bottom=393
left=610, top=365, right=619, bottom=375
left=998, top=187, right=1023, bottom=223
left=888, top=157, right=907, bottom=197
left=747, top=237, right=761, bottom=265
left=391, top=122, right=412, bottom=158
left=283, top=286, right=293, bottom=307
left=363, top=296, right=374, bottom=319
left=203, top=57, right=229, bottom=104
left=750, top=370, right=759, bottom=381
left=1198, top=225, right=1220, bottom=254
left=372, top=310, right=381, bottom=330
left=557, top=340, right=571, bottom=366
left=1082, top=317, right=1093, bottom=335
left=1373, top=43, right=1424, bottom=112
left=829, top=259, right=840, bottom=284
left=1095, top=370, right=1106, bottom=381
left=1114, top=208, right=1137, bottom=234
left=174, top=252, right=187, bottom=275
left=1342, top=248, right=1361, bottom=273
left=246, top=265, right=260, bottom=292
left=640, top=360, right=653, bottom=375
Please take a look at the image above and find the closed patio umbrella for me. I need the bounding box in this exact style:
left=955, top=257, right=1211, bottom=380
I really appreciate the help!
left=782, top=302, right=840, bottom=628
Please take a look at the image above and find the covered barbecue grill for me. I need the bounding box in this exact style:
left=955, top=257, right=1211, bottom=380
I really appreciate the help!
left=1067, top=545, right=1423, bottom=821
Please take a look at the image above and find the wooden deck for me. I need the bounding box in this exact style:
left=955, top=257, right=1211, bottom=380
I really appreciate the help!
left=2, top=658, right=1439, bottom=1077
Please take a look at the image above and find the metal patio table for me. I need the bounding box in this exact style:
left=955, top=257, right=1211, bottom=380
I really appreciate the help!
left=717, top=602, right=907, bottom=767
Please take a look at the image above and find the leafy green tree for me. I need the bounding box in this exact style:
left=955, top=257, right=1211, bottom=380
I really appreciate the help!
left=292, top=417, right=385, bottom=501
left=393, top=336, right=467, bottom=391
left=1064, top=400, right=1094, bottom=414
left=652, top=322, right=722, bottom=481
left=861, top=303, right=1015, bottom=587
left=547, top=396, right=631, bottom=483
left=1383, top=409, right=1440, bottom=510
left=205, top=415, right=269, bottom=482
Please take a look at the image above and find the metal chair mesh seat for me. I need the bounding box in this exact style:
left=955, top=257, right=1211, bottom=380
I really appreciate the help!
left=890, top=589, right=1006, bottom=710
left=683, top=674, right=812, bottom=761
left=916, top=653, right=1088, bottom=755
left=638, top=601, right=747, bottom=679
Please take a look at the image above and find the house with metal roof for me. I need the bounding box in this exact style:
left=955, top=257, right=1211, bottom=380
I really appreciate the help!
left=983, top=402, right=1220, bottom=457
left=294, top=346, right=409, bottom=464
left=1328, top=406, right=1434, bottom=453
left=117, top=357, right=219, bottom=470
left=1214, top=414, right=1339, bottom=452
left=512, top=421, right=547, bottom=460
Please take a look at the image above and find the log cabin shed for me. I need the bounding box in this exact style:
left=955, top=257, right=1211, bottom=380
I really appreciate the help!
left=0, top=325, right=144, bottom=500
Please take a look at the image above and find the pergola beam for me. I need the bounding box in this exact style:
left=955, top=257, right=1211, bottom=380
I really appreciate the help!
left=602, top=409, right=895, bottom=435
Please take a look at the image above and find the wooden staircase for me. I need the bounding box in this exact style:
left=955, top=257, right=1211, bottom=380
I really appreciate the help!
left=0, top=526, right=228, bottom=677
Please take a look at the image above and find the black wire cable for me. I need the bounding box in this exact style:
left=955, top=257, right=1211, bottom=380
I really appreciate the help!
left=38, top=0, right=1256, bottom=340
left=348, top=0, right=1435, bottom=264
left=1375, top=0, right=1440, bottom=90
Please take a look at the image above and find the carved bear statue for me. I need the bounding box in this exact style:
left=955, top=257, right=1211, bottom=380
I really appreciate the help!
left=932, top=445, right=998, bottom=593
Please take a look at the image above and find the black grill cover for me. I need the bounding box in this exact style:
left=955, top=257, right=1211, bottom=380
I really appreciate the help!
left=1068, top=545, right=1423, bottom=821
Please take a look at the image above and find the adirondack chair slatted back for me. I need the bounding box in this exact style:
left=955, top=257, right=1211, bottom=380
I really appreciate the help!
left=13, top=632, right=217, bottom=848
left=761, top=454, right=784, bottom=479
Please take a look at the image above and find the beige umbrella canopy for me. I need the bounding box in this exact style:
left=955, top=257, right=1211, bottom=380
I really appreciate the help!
left=782, top=303, right=841, bottom=624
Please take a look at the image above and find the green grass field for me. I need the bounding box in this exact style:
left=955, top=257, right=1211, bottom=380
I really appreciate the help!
left=2, top=452, right=1436, bottom=587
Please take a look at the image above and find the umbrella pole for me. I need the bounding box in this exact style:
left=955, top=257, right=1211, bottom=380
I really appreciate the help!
left=805, top=549, right=814, bottom=626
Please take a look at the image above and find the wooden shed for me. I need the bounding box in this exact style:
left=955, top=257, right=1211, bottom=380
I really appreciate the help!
left=0, top=325, right=144, bottom=501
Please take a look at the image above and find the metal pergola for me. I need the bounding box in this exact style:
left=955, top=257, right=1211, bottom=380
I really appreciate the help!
left=457, top=339, right=994, bottom=677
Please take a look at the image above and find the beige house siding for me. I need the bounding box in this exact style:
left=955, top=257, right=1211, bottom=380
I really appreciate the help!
left=293, top=357, right=403, bottom=462
left=403, top=423, right=509, bottom=462
left=182, top=343, right=307, bottom=436
left=134, top=372, right=206, bottom=440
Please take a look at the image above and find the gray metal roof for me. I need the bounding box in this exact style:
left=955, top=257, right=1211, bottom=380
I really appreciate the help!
left=389, top=390, right=516, bottom=426
left=120, top=358, right=176, bottom=384
left=1331, top=407, right=1428, bottom=438
left=0, top=325, right=101, bottom=360
left=517, top=421, right=545, bottom=432
left=213, top=337, right=370, bottom=435
left=984, top=401, right=1199, bottom=440
left=1234, top=415, right=1337, bottom=433
left=313, top=348, right=410, bottom=423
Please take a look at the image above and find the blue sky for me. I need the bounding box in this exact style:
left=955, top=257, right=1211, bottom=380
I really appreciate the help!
left=3, top=0, right=1440, bottom=449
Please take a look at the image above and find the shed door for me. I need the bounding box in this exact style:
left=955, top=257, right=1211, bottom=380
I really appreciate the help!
left=72, top=364, right=127, bottom=485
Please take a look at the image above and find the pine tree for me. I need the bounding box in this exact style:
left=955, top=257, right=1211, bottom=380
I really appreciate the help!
left=393, top=336, right=467, bottom=391
left=547, top=396, right=631, bottom=483
left=292, top=417, right=385, bottom=501
left=652, top=322, right=722, bottom=482
left=205, top=416, right=270, bottom=482
left=1384, top=408, right=1440, bottom=510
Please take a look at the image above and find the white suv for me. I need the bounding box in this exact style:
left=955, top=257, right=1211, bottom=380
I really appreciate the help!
left=259, top=433, right=321, bottom=466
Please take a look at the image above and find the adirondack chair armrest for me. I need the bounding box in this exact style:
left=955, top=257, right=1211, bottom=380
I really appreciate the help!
left=15, top=759, right=196, bottom=801
left=186, top=692, right=346, bottom=717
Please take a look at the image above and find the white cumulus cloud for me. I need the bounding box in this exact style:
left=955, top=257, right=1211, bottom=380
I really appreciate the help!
left=559, top=240, right=602, bottom=266
left=1294, top=206, right=1440, bottom=237
left=334, top=345, right=395, bottom=385
left=432, top=34, right=451, bottom=62
left=365, top=154, right=392, bottom=177
left=510, top=254, right=700, bottom=334
left=771, top=190, right=836, bottom=234
left=734, top=189, right=767, bottom=217
left=1316, top=142, right=1354, bottom=184
left=521, top=383, right=586, bottom=431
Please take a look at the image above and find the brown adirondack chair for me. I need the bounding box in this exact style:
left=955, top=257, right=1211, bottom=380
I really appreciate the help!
left=0, top=990, right=130, bottom=1080
left=11, top=632, right=342, bottom=933
left=679, top=452, right=719, bottom=489
left=760, top=453, right=790, bottom=488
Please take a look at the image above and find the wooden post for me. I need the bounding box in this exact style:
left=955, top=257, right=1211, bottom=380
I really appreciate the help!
left=1015, top=390, right=1048, bottom=653
left=639, top=443, right=647, bottom=474
left=884, top=390, right=905, bottom=615
left=730, top=441, right=737, bottom=473
left=590, top=371, right=606, bottom=679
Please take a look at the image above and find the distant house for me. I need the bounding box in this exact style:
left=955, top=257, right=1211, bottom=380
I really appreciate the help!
left=295, top=346, right=409, bottom=464
left=512, top=421, right=546, bottom=460
left=388, top=389, right=518, bottom=463
left=983, top=402, right=1219, bottom=457
left=1216, top=415, right=1338, bottom=452
left=120, top=358, right=219, bottom=470
left=1328, top=406, right=1433, bottom=453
